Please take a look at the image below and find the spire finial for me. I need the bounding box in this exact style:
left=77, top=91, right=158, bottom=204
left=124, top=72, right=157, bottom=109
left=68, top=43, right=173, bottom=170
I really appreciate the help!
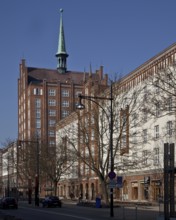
left=56, top=9, right=69, bottom=73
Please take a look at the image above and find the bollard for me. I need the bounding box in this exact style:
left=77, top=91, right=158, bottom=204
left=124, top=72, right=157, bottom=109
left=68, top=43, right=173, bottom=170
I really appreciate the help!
left=135, top=205, right=137, bottom=220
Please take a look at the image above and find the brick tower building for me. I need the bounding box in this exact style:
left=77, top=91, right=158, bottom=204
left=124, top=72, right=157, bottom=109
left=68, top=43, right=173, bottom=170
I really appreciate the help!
left=18, top=9, right=108, bottom=146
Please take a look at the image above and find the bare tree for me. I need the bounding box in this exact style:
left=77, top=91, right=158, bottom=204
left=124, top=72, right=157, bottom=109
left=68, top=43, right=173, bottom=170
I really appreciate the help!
left=58, top=80, right=147, bottom=204
left=40, top=141, right=77, bottom=196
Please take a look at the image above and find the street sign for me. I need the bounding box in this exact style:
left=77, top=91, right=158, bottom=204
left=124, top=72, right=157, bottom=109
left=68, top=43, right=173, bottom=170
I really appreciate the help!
left=117, top=176, right=123, bottom=188
left=108, top=171, right=116, bottom=179
left=108, top=179, right=117, bottom=189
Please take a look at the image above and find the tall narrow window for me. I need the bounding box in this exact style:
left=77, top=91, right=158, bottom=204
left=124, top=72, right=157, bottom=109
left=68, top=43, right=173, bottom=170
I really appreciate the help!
left=155, top=102, right=160, bottom=117
left=36, top=119, right=41, bottom=128
left=154, top=148, right=159, bottom=165
left=154, top=125, right=159, bottom=139
left=143, top=129, right=147, bottom=143
left=167, top=72, right=173, bottom=89
left=132, top=132, right=137, bottom=144
left=167, top=97, right=172, bottom=112
left=167, top=121, right=173, bottom=136
left=35, top=99, right=41, bottom=108
left=143, top=109, right=148, bottom=122
left=36, top=109, right=41, bottom=119
left=142, top=150, right=148, bottom=165
left=121, top=135, right=127, bottom=148
left=154, top=80, right=160, bottom=93
left=132, top=113, right=138, bottom=127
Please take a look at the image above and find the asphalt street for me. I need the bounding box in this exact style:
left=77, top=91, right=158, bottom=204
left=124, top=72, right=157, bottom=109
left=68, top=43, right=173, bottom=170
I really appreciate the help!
left=0, top=200, right=162, bottom=220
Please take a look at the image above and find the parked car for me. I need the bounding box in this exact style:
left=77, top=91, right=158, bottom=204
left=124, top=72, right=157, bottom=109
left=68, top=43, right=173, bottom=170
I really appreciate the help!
left=42, top=196, right=62, bottom=208
left=0, top=197, right=18, bottom=209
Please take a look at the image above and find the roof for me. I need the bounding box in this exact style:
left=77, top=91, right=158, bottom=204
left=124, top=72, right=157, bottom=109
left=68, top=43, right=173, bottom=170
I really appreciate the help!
left=27, top=67, right=99, bottom=85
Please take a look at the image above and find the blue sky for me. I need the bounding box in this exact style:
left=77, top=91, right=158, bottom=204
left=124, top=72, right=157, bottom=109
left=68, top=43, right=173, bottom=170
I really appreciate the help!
left=1, top=0, right=176, bottom=145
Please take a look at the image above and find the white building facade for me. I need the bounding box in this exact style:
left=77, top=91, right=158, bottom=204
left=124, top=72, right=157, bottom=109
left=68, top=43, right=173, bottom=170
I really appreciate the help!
left=56, top=43, right=176, bottom=203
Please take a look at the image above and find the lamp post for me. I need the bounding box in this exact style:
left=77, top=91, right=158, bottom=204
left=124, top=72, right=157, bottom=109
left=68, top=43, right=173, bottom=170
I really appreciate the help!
left=35, top=139, right=39, bottom=207
left=76, top=84, right=114, bottom=217
left=17, top=139, right=39, bottom=206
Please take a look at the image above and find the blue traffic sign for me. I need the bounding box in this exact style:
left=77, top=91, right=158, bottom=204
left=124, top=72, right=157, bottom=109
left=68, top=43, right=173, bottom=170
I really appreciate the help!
left=108, top=171, right=116, bottom=179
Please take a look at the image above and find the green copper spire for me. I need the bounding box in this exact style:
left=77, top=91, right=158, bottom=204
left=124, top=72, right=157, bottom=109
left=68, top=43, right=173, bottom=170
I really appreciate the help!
left=56, top=9, right=68, bottom=73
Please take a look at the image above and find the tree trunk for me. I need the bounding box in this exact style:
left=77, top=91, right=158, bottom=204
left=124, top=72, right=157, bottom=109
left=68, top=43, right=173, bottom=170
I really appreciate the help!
left=54, top=180, right=58, bottom=196
left=99, top=176, right=109, bottom=205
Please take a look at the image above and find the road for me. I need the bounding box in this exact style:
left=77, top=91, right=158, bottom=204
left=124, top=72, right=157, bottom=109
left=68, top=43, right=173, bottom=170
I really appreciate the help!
left=0, top=200, right=162, bottom=220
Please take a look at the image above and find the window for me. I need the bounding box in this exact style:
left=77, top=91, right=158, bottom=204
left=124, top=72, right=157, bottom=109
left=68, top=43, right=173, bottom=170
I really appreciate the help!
left=167, top=97, right=172, bottom=112
left=155, top=102, right=160, bottom=117
left=49, top=119, right=56, bottom=127
left=132, top=152, right=137, bottom=162
left=132, top=113, right=137, bottom=127
left=154, top=148, right=159, bottom=165
left=62, top=110, right=69, bottom=118
left=36, top=119, right=41, bottom=129
left=62, top=90, right=69, bottom=97
left=91, top=115, right=95, bottom=124
left=62, top=100, right=69, bottom=107
left=167, top=121, right=173, bottom=136
left=142, top=150, right=148, bottom=165
left=48, top=89, right=56, bottom=96
left=35, top=99, right=41, bottom=108
left=143, top=86, right=148, bottom=102
left=36, top=129, right=41, bottom=137
left=143, top=93, right=148, bottom=102
left=154, top=125, right=159, bottom=139
left=34, top=88, right=42, bottom=95
left=36, top=109, right=41, bottom=119
left=48, top=130, right=55, bottom=137
left=143, top=129, right=147, bottom=143
left=48, top=99, right=56, bottom=106
left=144, top=85, right=147, bottom=93
left=91, top=130, right=95, bottom=140
left=132, top=132, right=137, bottom=144
left=49, top=141, right=55, bottom=146
left=122, top=115, right=127, bottom=128
left=154, top=80, right=160, bottom=93
left=143, top=109, right=148, bottom=122
left=85, top=164, right=89, bottom=175
left=121, top=135, right=126, bottom=148
left=122, top=98, right=128, bottom=109
left=48, top=109, right=56, bottom=116
left=167, top=72, right=173, bottom=89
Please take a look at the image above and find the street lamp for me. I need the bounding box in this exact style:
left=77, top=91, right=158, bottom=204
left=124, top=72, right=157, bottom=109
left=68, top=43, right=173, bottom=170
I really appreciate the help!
left=76, top=84, right=114, bottom=217
left=17, top=139, right=39, bottom=206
